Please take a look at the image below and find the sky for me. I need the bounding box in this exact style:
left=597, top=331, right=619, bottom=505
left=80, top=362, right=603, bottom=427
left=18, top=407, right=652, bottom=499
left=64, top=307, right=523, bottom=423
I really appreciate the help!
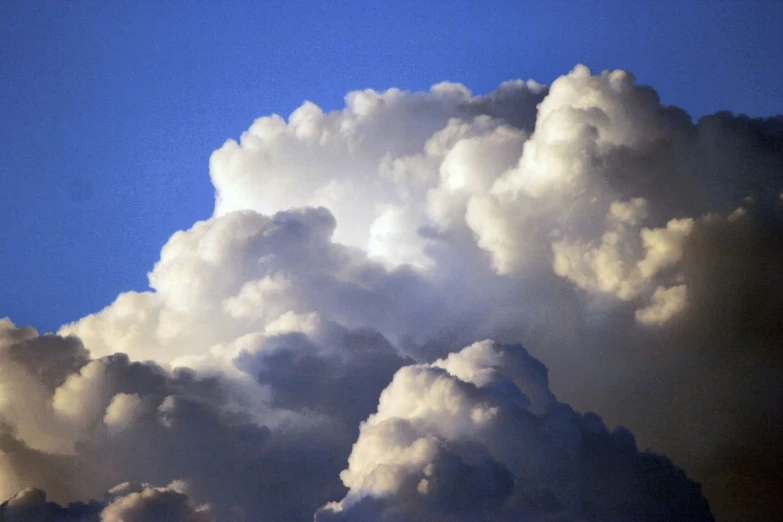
left=2, top=0, right=782, bottom=333
left=1, top=1, right=782, bottom=522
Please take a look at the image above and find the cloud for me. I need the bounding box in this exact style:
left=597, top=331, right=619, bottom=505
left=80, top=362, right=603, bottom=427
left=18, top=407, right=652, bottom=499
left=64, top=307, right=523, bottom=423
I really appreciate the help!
left=234, top=314, right=412, bottom=426
left=0, top=481, right=212, bottom=522
left=208, top=80, right=546, bottom=260
left=103, top=393, right=143, bottom=433
left=0, top=322, right=715, bottom=521
left=316, top=341, right=713, bottom=522
left=634, top=284, right=687, bottom=326
left=4, top=65, right=782, bottom=520
left=0, top=319, right=381, bottom=520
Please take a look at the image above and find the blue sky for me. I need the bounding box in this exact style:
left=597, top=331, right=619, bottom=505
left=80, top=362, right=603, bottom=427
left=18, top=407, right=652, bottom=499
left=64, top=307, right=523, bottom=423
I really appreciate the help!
left=2, top=0, right=782, bottom=333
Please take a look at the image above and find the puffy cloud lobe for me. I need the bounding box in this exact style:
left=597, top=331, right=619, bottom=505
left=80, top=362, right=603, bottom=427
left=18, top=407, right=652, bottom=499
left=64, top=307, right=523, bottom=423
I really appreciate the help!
left=0, top=481, right=211, bottom=522
left=0, top=321, right=365, bottom=521
left=0, top=487, right=101, bottom=522
left=552, top=199, right=694, bottom=321
left=100, top=481, right=213, bottom=522
left=234, top=314, right=412, bottom=426
left=59, top=206, right=445, bottom=368
left=0, top=322, right=95, bottom=455
left=634, top=285, right=687, bottom=326
left=103, top=393, right=142, bottom=433
left=462, top=68, right=686, bottom=273
left=317, top=341, right=713, bottom=522
left=209, top=80, right=546, bottom=257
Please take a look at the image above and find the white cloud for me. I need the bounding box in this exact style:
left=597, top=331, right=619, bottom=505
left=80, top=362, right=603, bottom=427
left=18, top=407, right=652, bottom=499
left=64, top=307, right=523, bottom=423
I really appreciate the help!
left=318, top=341, right=713, bottom=521
left=4, top=65, right=783, bottom=520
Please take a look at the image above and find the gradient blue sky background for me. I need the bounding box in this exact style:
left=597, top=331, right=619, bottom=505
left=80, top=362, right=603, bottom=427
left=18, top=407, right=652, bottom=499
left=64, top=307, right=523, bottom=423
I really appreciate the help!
left=2, top=0, right=782, bottom=333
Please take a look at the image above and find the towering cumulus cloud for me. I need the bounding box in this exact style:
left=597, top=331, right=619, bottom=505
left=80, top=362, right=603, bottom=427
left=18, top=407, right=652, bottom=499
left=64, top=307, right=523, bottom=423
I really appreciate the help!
left=2, top=65, right=781, bottom=520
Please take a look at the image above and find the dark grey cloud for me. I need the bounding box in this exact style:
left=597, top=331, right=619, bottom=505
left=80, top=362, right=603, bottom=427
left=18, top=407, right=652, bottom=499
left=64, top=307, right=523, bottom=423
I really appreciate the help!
left=0, top=482, right=211, bottom=522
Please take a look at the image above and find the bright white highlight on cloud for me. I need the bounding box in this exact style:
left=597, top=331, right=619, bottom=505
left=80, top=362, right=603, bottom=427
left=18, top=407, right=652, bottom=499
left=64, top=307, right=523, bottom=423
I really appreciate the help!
left=3, top=65, right=782, bottom=521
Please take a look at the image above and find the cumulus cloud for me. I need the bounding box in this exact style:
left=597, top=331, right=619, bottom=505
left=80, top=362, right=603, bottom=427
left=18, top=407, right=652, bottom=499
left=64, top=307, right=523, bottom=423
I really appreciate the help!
left=0, top=319, right=389, bottom=521
left=317, top=341, right=712, bottom=521
left=552, top=199, right=695, bottom=315
left=0, top=481, right=211, bottom=522
left=103, top=393, right=143, bottom=433
left=3, top=65, right=782, bottom=520
left=634, top=284, right=687, bottom=326
left=208, top=79, right=546, bottom=256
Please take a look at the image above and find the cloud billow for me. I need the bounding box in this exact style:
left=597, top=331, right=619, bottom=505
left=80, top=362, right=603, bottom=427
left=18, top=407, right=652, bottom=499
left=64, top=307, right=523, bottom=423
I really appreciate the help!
left=316, top=341, right=713, bottom=522
left=4, top=64, right=782, bottom=520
